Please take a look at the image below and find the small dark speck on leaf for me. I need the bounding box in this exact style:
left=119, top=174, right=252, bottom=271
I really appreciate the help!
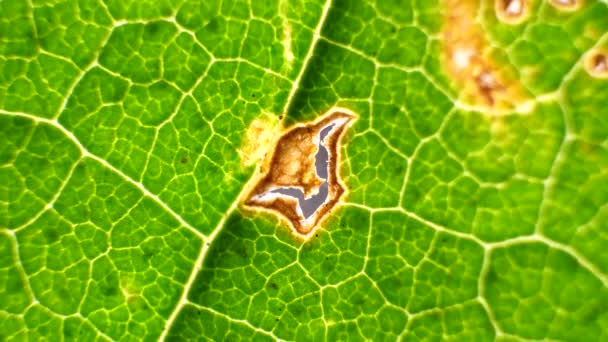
left=44, top=228, right=59, bottom=242
left=486, top=270, right=498, bottom=284
left=205, top=18, right=220, bottom=32
left=145, top=22, right=161, bottom=35
left=237, top=247, right=248, bottom=258
left=143, top=251, right=156, bottom=258
left=269, top=282, right=278, bottom=289
left=180, top=157, right=189, bottom=164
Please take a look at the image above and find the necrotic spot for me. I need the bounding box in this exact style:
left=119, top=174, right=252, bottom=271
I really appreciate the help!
left=495, top=0, right=530, bottom=24
left=585, top=50, right=608, bottom=78
left=271, top=123, right=336, bottom=219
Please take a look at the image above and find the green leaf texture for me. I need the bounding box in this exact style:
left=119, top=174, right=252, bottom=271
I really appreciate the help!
left=1, top=0, right=607, bottom=341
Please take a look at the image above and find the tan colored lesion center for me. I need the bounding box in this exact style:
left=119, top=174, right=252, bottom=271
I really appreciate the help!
left=243, top=108, right=356, bottom=238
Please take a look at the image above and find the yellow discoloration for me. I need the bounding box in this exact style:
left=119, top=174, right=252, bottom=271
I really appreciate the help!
left=239, top=115, right=280, bottom=168
left=550, top=0, right=583, bottom=12
left=120, top=275, right=140, bottom=301
left=585, top=49, right=608, bottom=79
left=442, top=0, right=529, bottom=114
left=280, top=0, right=295, bottom=69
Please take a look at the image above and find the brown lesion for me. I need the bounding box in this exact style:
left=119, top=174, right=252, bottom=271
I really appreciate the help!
left=585, top=49, right=608, bottom=79
left=243, top=108, right=356, bottom=237
left=495, top=0, right=530, bottom=24
left=442, top=0, right=528, bottom=112
left=475, top=69, right=506, bottom=106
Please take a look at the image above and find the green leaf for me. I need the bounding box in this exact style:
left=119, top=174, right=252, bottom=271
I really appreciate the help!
left=1, top=0, right=607, bottom=341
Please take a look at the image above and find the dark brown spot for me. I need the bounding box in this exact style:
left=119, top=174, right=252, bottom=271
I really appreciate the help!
left=495, top=0, right=529, bottom=24
left=585, top=50, right=608, bottom=78
left=592, top=54, right=607, bottom=73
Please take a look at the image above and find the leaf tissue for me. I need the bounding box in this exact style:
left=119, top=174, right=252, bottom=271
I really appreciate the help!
left=1, top=0, right=607, bottom=341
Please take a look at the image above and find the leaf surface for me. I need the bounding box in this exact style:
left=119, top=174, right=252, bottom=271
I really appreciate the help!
left=1, top=0, right=607, bottom=341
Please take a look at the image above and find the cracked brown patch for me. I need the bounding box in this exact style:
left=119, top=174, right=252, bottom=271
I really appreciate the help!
left=585, top=49, right=608, bottom=79
left=550, top=0, right=583, bottom=12
left=243, top=108, right=356, bottom=238
left=442, top=0, right=528, bottom=112
left=495, top=0, right=531, bottom=24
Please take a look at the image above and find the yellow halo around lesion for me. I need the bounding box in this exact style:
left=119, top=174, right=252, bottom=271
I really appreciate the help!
left=549, top=0, right=584, bottom=12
